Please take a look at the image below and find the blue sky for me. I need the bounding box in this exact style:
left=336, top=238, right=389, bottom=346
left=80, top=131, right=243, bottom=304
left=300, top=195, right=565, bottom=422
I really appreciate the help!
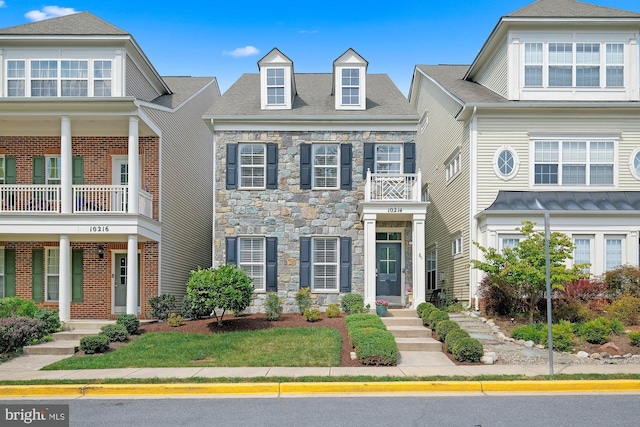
left=1, top=0, right=640, bottom=95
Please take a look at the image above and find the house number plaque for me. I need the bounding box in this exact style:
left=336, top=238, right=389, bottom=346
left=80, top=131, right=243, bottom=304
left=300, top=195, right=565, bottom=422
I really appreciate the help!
left=89, top=226, right=111, bottom=232
left=388, top=207, right=403, bottom=213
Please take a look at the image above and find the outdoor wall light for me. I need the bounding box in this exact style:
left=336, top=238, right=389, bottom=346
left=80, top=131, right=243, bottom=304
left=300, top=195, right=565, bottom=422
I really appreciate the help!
left=97, top=245, right=105, bottom=259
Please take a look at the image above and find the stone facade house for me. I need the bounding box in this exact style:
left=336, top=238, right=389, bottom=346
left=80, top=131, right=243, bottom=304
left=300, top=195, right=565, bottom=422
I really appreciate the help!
left=205, top=48, right=427, bottom=312
left=409, top=0, right=640, bottom=308
left=0, top=13, right=218, bottom=320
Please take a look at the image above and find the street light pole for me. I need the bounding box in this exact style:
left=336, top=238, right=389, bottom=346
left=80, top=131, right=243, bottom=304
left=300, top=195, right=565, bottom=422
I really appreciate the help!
left=544, top=210, right=554, bottom=378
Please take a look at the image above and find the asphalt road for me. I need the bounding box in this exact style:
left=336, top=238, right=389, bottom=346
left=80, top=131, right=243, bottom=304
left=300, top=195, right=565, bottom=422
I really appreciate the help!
left=12, top=394, right=640, bottom=427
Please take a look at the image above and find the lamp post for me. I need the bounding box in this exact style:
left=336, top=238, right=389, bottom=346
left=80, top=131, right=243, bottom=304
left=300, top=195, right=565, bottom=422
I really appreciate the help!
left=535, top=198, right=554, bottom=378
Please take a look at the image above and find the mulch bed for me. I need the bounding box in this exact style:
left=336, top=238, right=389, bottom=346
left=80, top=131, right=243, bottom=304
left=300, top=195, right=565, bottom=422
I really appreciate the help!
left=140, top=312, right=363, bottom=367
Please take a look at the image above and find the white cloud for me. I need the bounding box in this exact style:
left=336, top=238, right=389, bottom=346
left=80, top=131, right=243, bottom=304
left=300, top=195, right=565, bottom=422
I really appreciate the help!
left=223, top=46, right=260, bottom=58
left=0, top=1, right=6, bottom=8
left=25, top=6, right=78, bottom=22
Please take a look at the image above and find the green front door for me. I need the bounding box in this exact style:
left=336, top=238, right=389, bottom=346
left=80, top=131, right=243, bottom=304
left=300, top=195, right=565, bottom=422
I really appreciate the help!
left=376, top=242, right=401, bottom=299
left=114, top=253, right=140, bottom=313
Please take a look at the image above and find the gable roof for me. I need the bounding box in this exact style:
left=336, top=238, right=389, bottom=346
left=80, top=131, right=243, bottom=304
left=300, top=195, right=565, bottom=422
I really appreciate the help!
left=415, top=65, right=508, bottom=105
left=507, top=0, right=640, bottom=18
left=152, top=77, right=218, bottom=109
left=0, top=12, right=128, bottom=36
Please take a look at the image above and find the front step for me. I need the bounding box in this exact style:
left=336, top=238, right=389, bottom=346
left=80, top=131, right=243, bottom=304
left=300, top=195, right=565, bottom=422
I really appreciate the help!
left=380, top=317, right=423, bottom=327
left=52, top=330, right=100, bottom=341
left=65, top=320, right=116, bottom=330
left=395, top=337, right=442, bottom=352
left=23, top=340, right=79, bottom=355
left=386, top=325, right=432, bottom=338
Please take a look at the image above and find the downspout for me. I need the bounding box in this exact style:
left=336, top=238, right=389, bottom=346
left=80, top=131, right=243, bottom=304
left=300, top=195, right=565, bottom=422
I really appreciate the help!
left=211, top=119, right=217, bottom=267
left=469, top=106, right=479, bottom=311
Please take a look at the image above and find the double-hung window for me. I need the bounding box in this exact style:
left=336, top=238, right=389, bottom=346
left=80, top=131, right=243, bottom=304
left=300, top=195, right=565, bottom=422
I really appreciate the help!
left=426, top=249, right=437, bottom=290
left=94, top=60, right=112, bottom=96
left=576, top=43, right=600, bottom=87
left=46, top=156, right=61, bottom=185
left=524, top=43, right=543, bottom=86
left=446, top=151, right=461, bottom=181
left=312, top=144, right=339, bottom=189
left=501, top=237, right=520, bottom=252
left=31, top=60, right=58, bottom=96
left=341, top=68, right=360, bottom=105
left=61, top=60, right=88, bottom=96
left=238, top=237, right=265, bottom=291
left=7, top=60, right=26, bottom=96
left=533, top=139, right=614, bottom=186
left=452, top=234, right=462, bottom=256
left=375, top=144, right=402, bottom=174
left=239, top=144, right=265, bottom=188
left=45, top=248, right=59, bottom=301
left=605, top=237, right=623, bottom=272
left=0, top=157, right=5, bottom=184
left=312, top=237, right=338, bottom=291
left=548, top=43, right=573, bottom=87
left=266, top=68, right=285, bottom=105
left=606, top=44, right=624, bottom=87
left=573, top=237, right=592, bottom=273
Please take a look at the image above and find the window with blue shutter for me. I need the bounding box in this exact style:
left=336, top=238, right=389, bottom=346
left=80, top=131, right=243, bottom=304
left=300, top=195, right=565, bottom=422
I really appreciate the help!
left=225, top=237, right=238, bottom=265
left=300, top=144, right=311, bottom=189
left=340, top=237, right=352, bottom=292
left=226, top=144, right=238, bottom=190
left=299, top=237, right=311, bottom=288
left=266, top=143, right=278, bottom=189
left=266, top=237, right=278, bottom=292
left=403, top=142, right=416, bottom=174
left=363, top=143, right=374, bottom=178
left=340, top=144, right=352, bottom=190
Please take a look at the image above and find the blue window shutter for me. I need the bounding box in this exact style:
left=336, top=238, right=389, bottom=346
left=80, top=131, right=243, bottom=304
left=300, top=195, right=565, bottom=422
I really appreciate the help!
left=340, top=144, right=352, bottom=190
left=31, top=249, right=44, bottom=302
left=404, top=142, right=416, bottom=174
left=300, top=144, right=311, bottom=189
left=226, top=144, right=238, bottom=189
left=299, top=237, right=311, bottom=289
left=4, top=249, right=16, bottom=297
left=340, top=237, right=352, bottom=292
left=266, top=237, right=278, bottom=292
left=72, top=156, right=84, bottom=185
left=32, top=156, right=45, bottom=184
left=225, top=237, right=238, bottom=265
left=266, top=143, right=278, bottom=189
left=5, top=157, right=16, bottom=184
left=72, top=249, right=83, bottom=302
left=363, top=143, right=374, bottom=178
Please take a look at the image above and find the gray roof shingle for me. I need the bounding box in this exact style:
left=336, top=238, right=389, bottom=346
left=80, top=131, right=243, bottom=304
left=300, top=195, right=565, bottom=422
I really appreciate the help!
left=415, top=65, right=508, bottom=105
left=508, top=0, right=640, bottom=18
left=485, top=190, right=640, bottom=212
left=0, top=12, right=128, bottom=36
left=152, top=77, right=216, bottom=109
left=206, top=73, right=417, bottom=118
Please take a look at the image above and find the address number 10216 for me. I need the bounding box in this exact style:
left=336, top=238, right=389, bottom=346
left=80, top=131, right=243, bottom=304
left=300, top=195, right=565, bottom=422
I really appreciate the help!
left=89, top=226, right=110, bottom=232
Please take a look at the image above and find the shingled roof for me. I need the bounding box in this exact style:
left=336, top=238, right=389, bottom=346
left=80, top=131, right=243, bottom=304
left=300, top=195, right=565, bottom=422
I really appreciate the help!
left=485, top=191, right=640, bottom=212
left=152, top=77, right=217, bottom=109
left=415, top=65, right=508, bottom=105
left=0, top=12, right=128, bottom=36
left=206, top=73, right=417, bottom=118
left=507, top=0, right=640, bottom=18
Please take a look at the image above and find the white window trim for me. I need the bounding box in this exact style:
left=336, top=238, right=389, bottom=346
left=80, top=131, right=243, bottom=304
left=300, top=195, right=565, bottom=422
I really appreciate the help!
left=45, top=247, right=59, bottom=302
left=572, top=235, right=593, bottom=273
left=426, top=247, right=437, bottom=291
left=451, top=233, right=463, bottom=257
left=335, top=65, right=366, bottom=110
left=238, top=143, right=266, bottom=190
left=499, top=235, right=521, bottom=253
left=419, top=111, right=429, bottom=134
left=311, top=236, right=340, bottom=293
left=265, top=67, right=285, bottom=106
left=238, top=236, right=266, bottom=293
left=445, top=149, right=461, bottom=183
left=312, top=143, right=340, bottom=190
left=529, top=135, right=618, bottom=189
left=628, top=147, right=640, bottom=180
left=493, top=146, right=520, bottom=181
left=604, top=235, right=625, bottom=272
left=46, top=155, right=61, bottom=185
left=374, top=143, right=403, bottom=174
left=0, top=155, right=5, bottom=184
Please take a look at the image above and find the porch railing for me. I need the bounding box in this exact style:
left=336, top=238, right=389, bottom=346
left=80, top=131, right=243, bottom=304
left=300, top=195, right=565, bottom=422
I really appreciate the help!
left=364, top=170, right=422, bottom=202
left=0, top=184, right=153, bottom=218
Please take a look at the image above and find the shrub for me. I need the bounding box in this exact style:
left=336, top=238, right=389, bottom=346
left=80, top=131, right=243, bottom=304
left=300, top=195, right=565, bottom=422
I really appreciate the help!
left=167, top=313, right=184, bottom=327
left=552, top=300, right=594, bottom=323
left=445, top=329, right=470, bottom=354
left=116, top=314, right=140, bottom=335
left=478, top=275, right=523, bottom=316
left=80, top=335, right=110, bottom=354
left=33, top=308, right=61, bottom=334
left=435, top=320, right=460, bottom=342
left=99, top=324, right=129, bottom=342
left=608, top=294, right=640, bottom=325
left=443, top=302, right=465, bottom=313
left=564, top=278, right=607, bottom=302
left=265, top=293, right=284, bottom=321
left=0, top=316, right=46, bottom=354
left=303, top=308, right=322, bottom=322
left=348, top=327, right=398, bottom=366
left=629, top=331, right=640, bottom=347
left=340, top=293, right=366, bottom=315
left=576, top=317, right=619, bottom=344
left=180, top=294, right=210, bottom=320
left=148, top=294, right=176, bottom=322
left=326, top=304, right=340, bottom=318
left=542, top=320, right=575, bottom=352
left=416, top=302, right=435, bottom=318
left=295, top=288, right=312, bottom=315
left=0, top=297, right=38, bottom=318
left=603, top=265, right=640, bottom=299
left=345, top=313, right=386, bottom=330
left=452, top=337, right=483, bottom=362
left=420, top=304, right=438, bottom=326
left=427, top=309, right=449, bottom=329
left=511, top=323, right=546, bottom=343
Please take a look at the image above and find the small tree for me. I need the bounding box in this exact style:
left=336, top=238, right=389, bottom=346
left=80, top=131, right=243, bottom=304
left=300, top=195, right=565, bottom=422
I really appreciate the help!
left=186, top=265, right=253, bottom=326
left=470, top=220, right=586, bottom=323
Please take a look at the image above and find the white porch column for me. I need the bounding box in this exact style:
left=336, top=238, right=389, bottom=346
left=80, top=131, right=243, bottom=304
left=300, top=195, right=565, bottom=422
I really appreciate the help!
left=127, top=117, right=139, bottom=214
left=126, top=235, right=139, bottom=315
left=412, top=214, right=426, bottom=309
left=363, top=213, right=377, bottom=309
left=58, top=235, right=71, bottom=321
left=60, top=117, right=72, bottom=214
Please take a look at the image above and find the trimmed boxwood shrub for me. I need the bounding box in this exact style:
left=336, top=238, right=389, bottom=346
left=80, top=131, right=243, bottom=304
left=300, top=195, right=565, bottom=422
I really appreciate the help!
left=511, top=323, right=546, bottom=343
left=349, top=327, right=398, bottom=366
left=265, top=293, right=284, bottom=321
left=445, top=329, right=470, bottom=354
left=420, top=304, right=438, bottom=325
left=33, top=308, right=61, bottom=334
left=435, top=320, right=460, bottom=343
left=304, top=308, right=322, bottom=322
left=295, top=288, right=312, bottom=315
left=427, top=309, right=449, bottom=329
left=0, top=316, right=46, bottom=354
left=341, top=293, right=366, bottom=315
left=99, top=324, right=129, bottom=342
left=0, top=297, right=39, bottom=319
left=452, top=337, right=483, bottom=362
left=116, top=314, right=140, bottom=335
left=326, top=304, right=341, bottom=318
left=345, top=313, right=386, bottom=330
left=575, top=317, right=622, bottom=344
left=80, top=335, right=110, bottom=354
left=629, top=331, right=640, bottom=347
left=416, top=302, right=435, bottom=318
left=542, top=321, right=575, bottom=352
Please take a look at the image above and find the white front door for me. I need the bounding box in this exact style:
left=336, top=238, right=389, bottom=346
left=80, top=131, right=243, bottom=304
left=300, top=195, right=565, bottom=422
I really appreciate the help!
left=111, top=156, right=142, bottom=212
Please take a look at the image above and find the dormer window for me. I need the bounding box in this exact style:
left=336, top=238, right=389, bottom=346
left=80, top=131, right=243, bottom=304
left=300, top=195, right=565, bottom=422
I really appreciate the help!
left=341, top=68, right=360, bottom=105
left=333, top=48, right=367, bottom=110
left=266, top=68, right=285, bottom=105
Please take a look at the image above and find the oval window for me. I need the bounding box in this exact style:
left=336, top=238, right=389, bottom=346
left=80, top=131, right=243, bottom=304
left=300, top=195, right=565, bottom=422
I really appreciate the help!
left=493, top=147, right=519, bottom=180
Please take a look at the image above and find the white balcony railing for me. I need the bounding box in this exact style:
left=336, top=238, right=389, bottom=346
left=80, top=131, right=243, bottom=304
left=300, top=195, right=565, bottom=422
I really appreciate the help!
left=364, top=170, right=422, bottom=202
left=0, top=185, right=153, bottom=218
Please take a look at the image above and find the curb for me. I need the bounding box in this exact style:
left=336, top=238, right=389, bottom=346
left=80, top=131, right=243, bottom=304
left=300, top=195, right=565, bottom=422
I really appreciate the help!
left=1, top=380, right=639, bottom=397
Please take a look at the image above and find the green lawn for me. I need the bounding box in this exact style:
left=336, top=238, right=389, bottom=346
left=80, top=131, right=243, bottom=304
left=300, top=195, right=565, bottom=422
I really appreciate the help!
left=43, top=327, right=342, bottom=370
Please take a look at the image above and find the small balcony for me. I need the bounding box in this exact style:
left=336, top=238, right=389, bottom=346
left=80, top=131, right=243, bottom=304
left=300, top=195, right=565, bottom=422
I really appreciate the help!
left=0, top=185, right=153, bottom=218
left=364, top=170, right=422, bottom=202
